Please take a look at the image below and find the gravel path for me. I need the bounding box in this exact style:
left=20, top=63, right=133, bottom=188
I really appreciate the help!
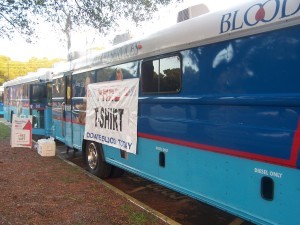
left=0, top=121, right=166, bottom=225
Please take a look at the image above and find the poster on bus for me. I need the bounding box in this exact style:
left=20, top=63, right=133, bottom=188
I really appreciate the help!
left=11, top=115, right=32, bottom=148
left=84, top=78, right=139, bottom=154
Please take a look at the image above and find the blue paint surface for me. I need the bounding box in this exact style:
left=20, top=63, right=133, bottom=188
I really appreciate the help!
left=51, top=25, right=300, bottom=224
left=138, top=25, right=300, bottom=166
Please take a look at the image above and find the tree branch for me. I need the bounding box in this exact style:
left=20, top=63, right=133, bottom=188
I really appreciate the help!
left=0, top=13, right=16, bottom=28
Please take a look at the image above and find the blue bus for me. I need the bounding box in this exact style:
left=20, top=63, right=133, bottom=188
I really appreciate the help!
left=6, top=0, right=300, bottom=224
left=50, top=0, right=300, bottom=224
left=0, top=86, right=4, bottom=117
left=3, top=69, right=53, bottom=136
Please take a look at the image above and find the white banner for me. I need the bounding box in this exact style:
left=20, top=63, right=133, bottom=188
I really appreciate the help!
left=11, top=115, right=32, bottom=148
left=84, top=78, right=139, bottom=154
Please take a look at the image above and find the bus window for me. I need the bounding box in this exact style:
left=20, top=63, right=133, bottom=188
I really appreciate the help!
left=23, top=84, right=29, bottom=99
left=31, top=84, right=46, bottom=103
left=142, top=55, right=181, bottom=94
left=73, top=73, right=85, bottom=97
left=96, top=61, right=139, bottom=82
left=53, top=77, right=65, bottom=98
left=29, top=84, right=47, bottom=129
left=96, top=68, right=113, bottom=82
left=65, top=76, right=71, bottom=105
left=72, top=72, right=94, bottom=98
left=116, top=61, right=138, bottom=79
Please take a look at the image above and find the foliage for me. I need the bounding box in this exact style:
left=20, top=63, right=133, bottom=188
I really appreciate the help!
left=0, top=0, right=39, bottom=41
left=0, top=55, right=62, bottom=84
left=0, top=0, right=181, bottom=42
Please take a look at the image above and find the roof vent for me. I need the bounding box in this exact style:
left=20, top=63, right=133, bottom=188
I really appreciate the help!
left=113, top=32, right=132, bottom=45
left=177, top=4, right=209, bottom=23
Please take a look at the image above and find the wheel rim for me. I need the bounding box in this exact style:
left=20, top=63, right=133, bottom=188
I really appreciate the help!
left=87, top=142, right=98, bottom=170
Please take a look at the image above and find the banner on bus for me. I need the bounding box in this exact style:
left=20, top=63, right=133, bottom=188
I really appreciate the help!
left=84, top=78, right=139, bottom=154
left=11, top=115, right=32, bottom=148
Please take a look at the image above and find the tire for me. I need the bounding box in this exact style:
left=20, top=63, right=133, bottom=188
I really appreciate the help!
left=85, top=141, right=111, bottom=179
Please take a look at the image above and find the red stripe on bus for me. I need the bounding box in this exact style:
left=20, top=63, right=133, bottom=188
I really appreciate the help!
left=138, top=132, right=297, bottom=168
left=53, top=115, right=299, bottom=168
left=290, top=118, right=300, bottom=165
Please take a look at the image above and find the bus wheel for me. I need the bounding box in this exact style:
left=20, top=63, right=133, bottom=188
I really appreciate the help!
left=85, top=141, right=111, bottom=179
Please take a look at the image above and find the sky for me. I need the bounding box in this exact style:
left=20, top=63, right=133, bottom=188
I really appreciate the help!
left=0, top=0, right=251, bottom=62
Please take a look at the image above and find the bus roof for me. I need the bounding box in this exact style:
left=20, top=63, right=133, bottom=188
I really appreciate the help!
left=3, top=68, right=52, bottom=87
left=71, top=0, right=300, bottom=74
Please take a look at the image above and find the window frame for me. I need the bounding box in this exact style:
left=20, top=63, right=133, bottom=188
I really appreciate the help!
left=141, top=53, right=182, bottom=95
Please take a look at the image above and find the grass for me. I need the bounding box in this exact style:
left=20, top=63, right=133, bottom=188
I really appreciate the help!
left=0, top=122, right=10, bottom=139
left=120, top=203, right=159, bottom=225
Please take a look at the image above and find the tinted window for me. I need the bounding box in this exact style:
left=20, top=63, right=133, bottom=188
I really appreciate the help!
left=23, top=84, right=29, bottom=99
left=72, top=72, right=95, bottom=98
left=96, top=61, right=138, bottom=82
left=53, top=77, right=65, bottom=98
left=142, top=55, right=181, bottom=94
left=31, top=84, right=46, bottom=103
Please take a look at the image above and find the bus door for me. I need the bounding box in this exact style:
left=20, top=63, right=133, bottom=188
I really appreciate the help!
left=29, top=83, right=47, bottom=135
left=63, top=72, right=73, bottom=147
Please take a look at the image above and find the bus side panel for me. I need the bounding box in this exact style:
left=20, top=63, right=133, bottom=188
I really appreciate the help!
left=71, top=98, right=86, bottom=150
left=64, top=111, right=73, bottom=147
left=103, top=25, right=300, bottom=225
left=71, top=123, right=84, bottom=150
left=3, top=87, right=9, bottom=121
left=138, top=103, right=299, bottom=166
left=52, top=98, right=65, bottom=143
left=0, top=103, right=3, bottom=117
left=3, top=104, right=9, bottom=121
left=44, top=106, right=52, bottom=136
left=104, top=138, right=300, bottom=225
left=3, top=86, right=9, bottom=121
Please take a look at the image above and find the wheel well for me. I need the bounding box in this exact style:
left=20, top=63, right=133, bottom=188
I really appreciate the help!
left=84, top=140, right=112, bottom=178
left=83, top=139, right=124, bottom=178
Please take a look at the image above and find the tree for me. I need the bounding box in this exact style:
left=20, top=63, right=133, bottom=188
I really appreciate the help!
left=0, top=1, right=38, bottom=41
left=0, top=0, right=181, bottom=45
left=0, top=55, right=62, bottom=82
left=0, top=55, right=10, bottom=84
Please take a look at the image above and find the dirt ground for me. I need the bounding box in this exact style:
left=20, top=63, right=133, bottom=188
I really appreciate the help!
left=0, top=123, right=166, bottom=225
